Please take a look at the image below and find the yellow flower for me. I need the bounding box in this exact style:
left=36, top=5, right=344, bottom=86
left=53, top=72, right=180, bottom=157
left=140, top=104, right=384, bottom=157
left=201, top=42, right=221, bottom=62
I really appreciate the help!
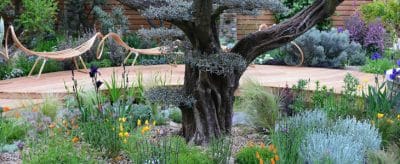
left=357, top=84, right=363, bottom=91
left=119, top=123, right=124, bottom=131
left=397, top=114, right=400, bottom=120
left=119, top=117, right=127, bottom=123
left=387, top=119, right=394, bottom=124
left=123, top=138, right=127, bottom=144
left=72, top=136, right=79, bottom=143
left=377, top=113, right=384, bottom=119
left=141, top=126, right=150, bottom=135
left=137, top=119, right=142, bottom=126
left=259, top=158, right=264, bottom=164
left=362, top=78, right=369, bottom=84
left=145, top=120, right=149, bottom=125
left=152, top=120, right=156, bottom=126
left=124, top=132, right=129, bottom=137
left=119, top=132, right=123, bottom=138
left=255, top=151, right=260, bottom=159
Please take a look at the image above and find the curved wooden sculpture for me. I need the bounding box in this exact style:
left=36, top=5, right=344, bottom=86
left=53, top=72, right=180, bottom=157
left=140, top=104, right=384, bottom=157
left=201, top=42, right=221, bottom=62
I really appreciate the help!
left=3, top=26, right=103, bottom=78
left=96, top=32, right=167, bottom=66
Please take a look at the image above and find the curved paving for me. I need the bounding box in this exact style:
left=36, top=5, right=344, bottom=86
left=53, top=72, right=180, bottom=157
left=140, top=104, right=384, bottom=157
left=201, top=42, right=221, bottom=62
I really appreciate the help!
left=0, top=65, right=378, bottom=108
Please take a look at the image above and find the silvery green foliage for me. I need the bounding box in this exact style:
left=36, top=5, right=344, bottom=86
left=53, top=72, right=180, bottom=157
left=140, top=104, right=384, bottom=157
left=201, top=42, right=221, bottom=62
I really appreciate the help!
left=185, top=52, right=246, bottom=76
left=331, top=117, right=381, bottom=151
left=217, top=0, right=288, bottom=14
left=299, top=116, right=381, bottom=164
left=145, top=86, right=195, bottom=107
left=283, top=28, right=366, bottom=68
left=137, top=27, right=184, bottom=41
left=94, top=6, right=128, bottom=34
left=275, top=110, right=328, bottom=132
left=300, top=132, right=364, bottom=164
left=141, top=0, right=193, bottom=21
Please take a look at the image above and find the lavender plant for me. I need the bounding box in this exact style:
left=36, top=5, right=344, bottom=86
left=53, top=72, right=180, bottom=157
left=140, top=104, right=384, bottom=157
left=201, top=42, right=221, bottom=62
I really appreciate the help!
left=364, top=20, right=386, bottom=53
left=345, top=12, right=366, bottom=44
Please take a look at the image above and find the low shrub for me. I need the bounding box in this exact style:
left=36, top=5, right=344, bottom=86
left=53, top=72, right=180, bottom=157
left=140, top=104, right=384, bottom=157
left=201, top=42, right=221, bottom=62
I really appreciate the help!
left=273, top=110, right=381, bottom=164
left=300, top=132, right=365, bottom=163
left=124, top=136, right=212, bottom=164
left=361, top=58, right=395, bottom=74
left=23, top=132, right=99, bottom=163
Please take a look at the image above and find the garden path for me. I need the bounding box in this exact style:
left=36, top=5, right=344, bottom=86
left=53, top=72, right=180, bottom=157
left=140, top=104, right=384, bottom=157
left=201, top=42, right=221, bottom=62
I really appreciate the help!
left=0, top=65, right=379, bottom=109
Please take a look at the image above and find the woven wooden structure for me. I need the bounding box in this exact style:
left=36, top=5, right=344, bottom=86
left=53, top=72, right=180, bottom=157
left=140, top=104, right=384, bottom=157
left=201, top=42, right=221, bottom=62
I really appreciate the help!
left=96, top=32, right=166, bottom=66
left=3, top=26, right=103, bottom=78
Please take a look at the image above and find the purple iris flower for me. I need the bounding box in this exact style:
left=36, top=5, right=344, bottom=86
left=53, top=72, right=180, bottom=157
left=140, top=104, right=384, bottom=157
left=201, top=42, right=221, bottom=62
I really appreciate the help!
left=89, top=65, right=98, bottom=78
left=397, top=59, right=400, bottom=67
left=371, top=52, right=382, bottom=60
left=389, top=68, right=400, bottom=80
left=96, top=80, right=103, bottom=89
left=337, top=27, right=344, bottom=33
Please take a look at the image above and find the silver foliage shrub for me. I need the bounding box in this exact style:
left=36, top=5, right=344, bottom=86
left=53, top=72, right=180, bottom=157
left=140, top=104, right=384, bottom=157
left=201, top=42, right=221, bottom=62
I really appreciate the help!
left=275, top=110, right=329, bottom=132
left=275, top=110, right=382, bottom=164
left=331, top=117, right=381, bottom=151
left=283, top=28, right=366, bottom=68
left=300, top=132, right=365, bottom=164
left=298, top=115, right=381, bottom=164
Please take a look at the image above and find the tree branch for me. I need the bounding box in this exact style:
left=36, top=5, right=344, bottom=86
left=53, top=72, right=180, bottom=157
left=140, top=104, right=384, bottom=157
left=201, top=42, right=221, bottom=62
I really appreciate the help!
left=231, top=0, right=344, bottom=63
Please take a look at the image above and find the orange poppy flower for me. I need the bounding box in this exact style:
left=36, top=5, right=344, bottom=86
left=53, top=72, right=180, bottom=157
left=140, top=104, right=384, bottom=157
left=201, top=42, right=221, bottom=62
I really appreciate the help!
left=2, top=106, right=11, bottom=112
left=72, top=136, right=79, bottom=143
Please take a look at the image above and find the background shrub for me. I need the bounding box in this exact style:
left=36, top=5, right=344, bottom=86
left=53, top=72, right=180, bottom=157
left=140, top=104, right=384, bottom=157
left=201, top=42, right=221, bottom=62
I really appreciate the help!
left=17, top=0, right=57, bottom=45
left=283, top=28, right=366, bottom=68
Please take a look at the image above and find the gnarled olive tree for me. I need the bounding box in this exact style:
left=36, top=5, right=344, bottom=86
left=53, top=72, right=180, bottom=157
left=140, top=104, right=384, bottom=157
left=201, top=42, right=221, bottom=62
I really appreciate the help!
left=117, top=0, right=344, bottom=144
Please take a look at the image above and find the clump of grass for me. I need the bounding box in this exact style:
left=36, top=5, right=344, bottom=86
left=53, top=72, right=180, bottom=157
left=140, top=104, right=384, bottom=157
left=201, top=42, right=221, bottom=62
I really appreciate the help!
left=40, top=94, right=62, bottom=120
left=238, top=79, right=279, bottom=129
